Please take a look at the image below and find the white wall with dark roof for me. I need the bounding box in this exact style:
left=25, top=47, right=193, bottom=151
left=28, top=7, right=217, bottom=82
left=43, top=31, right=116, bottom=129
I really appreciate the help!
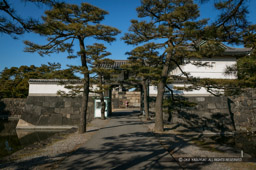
left=171, top=57, right=237, bottom=79
left=149, top=84, right=223, bottom=96
left=29, top=83, right=71, bottom=96
left=28, top=79, right=99, bottom=96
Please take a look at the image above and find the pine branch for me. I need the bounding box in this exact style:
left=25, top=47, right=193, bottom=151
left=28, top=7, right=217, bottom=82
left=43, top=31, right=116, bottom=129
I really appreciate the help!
left=216, top=0, right=245, bottom=28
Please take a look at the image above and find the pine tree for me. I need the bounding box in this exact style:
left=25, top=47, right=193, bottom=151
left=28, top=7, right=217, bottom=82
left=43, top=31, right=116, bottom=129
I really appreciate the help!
left=197, top=0, right=255, bottom=95
left=87, top=43, right=114, bottom=120
left=123, top=0, right=207, bottom=132
left=0, top=0, right=55, bottom=37
left=201, top=0, right=249, bottom=44
left=124, top=43, right=161, bottom=120
left=24, top=2, right=120, bottom=133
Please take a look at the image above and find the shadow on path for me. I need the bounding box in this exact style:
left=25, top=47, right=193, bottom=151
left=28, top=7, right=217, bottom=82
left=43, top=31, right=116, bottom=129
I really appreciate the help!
left=0, top=110, right=235, bottom=170
left=57, top=110, right=181, bottom=169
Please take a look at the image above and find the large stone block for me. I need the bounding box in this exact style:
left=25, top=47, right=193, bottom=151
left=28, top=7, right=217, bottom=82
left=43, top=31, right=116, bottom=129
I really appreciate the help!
left=241, top=100, right=249, bottom=107
left=62, top=107, right=73, bottom=115
left=66, top=114, right=71, bottom=119
left=49, top=102, right=56, bottom=108
left=55, top=101, right=65, bottom=108
left=34, top=106, right=42, bottom=115
left=195, top=104, right=204, bottom=110
left=253, top=99, right=256, bottom=108
left=25, top=104, right=33, bottom=112
left=71, top=119, right=80, bottom=125
left=73, top=105, right=80, bottom=112
left=41, top=108, right=50, bottom=115
left=45, top=97, right=58, bottom=103
left=43, top=102, right=50, bottom=107
left=201, top=112, right=212, bottom=119
left=65, top=101, right=72, bottom=108
left=70, top=114, right=80, bottom=120
left=26, top=97, right=36, bottom=104
left=208, top=103, right=216, bottom=109
left=38, top=115, right=50, bottom=125
left=88, top=102, right=93, bottom=107
left=48, top=114, right=63, bottom=125
left=73, top=111, right=80, bottom=115
left=21, top=112, right=40, bottom=125
left=54, top=108, right=61, bottom=114
left=211, top=109, right=222, bottom=113
left=218, top=108, right=229, bottom=114
left=215, top=102, right=227, bottom=109
left=62, top=117, right=70, bottom=125
left=196, top=97, right=205, bottom=102
left=60, top=108, right=66, bottom=114
left=74, top=102, right=81, bottom=108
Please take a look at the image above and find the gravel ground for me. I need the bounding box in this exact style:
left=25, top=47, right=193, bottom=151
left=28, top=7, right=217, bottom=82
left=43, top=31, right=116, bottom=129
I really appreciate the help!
left=0, top=118, right=109, bottom=170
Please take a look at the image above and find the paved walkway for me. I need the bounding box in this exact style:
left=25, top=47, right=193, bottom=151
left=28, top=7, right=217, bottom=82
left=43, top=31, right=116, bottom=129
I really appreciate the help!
left=57, top=110, right=181, bottom=169
left=2, top=110, right=255, bottom=169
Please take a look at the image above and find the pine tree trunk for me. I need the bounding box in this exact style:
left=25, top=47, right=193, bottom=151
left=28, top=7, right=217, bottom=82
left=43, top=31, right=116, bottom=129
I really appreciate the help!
left=142, top=79, right=149, bottom=120
left=155, top=80, right=165, bottom=132
left=140, top=85, right=144, bottom=115
left=80, top=77, right=89, bottom=133
left=100, top=93, right=106, bottom=120
left=100, top=76, right=106, bottom=120
left=155, top=53, right=172, bottom=132
left=108, top=87, right=112, bottom=116
left=79, top=36, right=89, bottom=134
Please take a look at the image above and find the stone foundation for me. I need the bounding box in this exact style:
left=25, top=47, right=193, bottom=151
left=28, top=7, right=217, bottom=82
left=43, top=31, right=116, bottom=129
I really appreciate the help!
left=1, top=96, right=95, bottom=127
left=149, top=89, right=256, bottom=133
left=21, top=96, right=94, bottom=127
left=112, top=91, right=141, bottom=108
left=1, top=88, right=255, bottom=132
left=229, top=89, right=256, bottom=131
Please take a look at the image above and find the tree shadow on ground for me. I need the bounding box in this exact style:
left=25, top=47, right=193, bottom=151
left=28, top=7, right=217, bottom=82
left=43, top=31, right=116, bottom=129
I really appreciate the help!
left=148, top=96, right=254, bottom=168
left=152, top=94, right=256, bottom=168
left=0, top=110, right=219, bottom=170
left=153, top=132, right=250, bottom=169
left=1, top=109, right=252, bottom=170
left=156, top=97, right=251, bottom=162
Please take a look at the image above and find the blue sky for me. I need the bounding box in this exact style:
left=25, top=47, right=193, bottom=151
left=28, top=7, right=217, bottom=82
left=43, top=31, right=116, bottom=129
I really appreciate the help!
left=1, top=0, right=256, bottom=72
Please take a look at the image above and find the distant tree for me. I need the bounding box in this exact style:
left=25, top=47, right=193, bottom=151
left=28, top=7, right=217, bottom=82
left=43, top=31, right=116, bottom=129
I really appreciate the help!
left=0, top=63, right=78, bottom=98
left=24, top=2, right=120, bottom=133
left=124, top=43, right=161, bottom=120
left=0, top=0, right=55, bottom=37
left=86, top=43, right=114, bottom=120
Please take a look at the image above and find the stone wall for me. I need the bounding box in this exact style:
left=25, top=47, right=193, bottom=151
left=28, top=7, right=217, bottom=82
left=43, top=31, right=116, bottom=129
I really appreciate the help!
left=0, top=98, right=26, bottom=118
left=112, top=91, right=141, bottom=109
left=21, top=96, right=94, bottom=126
left=149, top=89, right=256, bottom=132
left=149, top=96, right=234, bottom=132
left=229, top=89, right=256, bottom=131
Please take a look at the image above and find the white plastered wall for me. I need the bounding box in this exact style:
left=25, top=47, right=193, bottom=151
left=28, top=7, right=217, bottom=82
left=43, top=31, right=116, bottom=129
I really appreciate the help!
left=149, top=84, right=218, bottom=96
left=171, top=57, right=237, bottom=79
left=29, top=83, right=100, bottom=96
left=29, top=84, right=71, bottom=96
